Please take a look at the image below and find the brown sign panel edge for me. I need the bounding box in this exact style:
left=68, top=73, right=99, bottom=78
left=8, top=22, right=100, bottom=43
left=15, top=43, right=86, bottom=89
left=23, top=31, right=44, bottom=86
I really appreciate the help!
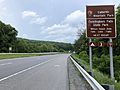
left=86, top=5, right=117, bottom=38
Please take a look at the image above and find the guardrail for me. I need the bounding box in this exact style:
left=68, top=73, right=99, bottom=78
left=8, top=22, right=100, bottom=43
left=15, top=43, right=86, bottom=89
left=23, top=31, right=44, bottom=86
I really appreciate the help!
left=70, top=56, right=105, bottom=90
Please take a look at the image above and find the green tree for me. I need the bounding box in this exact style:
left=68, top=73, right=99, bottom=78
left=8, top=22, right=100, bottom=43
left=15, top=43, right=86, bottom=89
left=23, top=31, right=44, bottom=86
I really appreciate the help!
left=114, top=5, right=120, bottom=55
left=114, top=55, right=120, bottom=82
left=15, top=39, right=29, bottom=53
left=0, top=21, right=18, bottom=52
left=40, top=44, right=48, bottom=52
left=74, top=32, right=88, bottom=54
left=98, top=55, right=110, bottom=75
left=79, top=51, right=89, bottom=63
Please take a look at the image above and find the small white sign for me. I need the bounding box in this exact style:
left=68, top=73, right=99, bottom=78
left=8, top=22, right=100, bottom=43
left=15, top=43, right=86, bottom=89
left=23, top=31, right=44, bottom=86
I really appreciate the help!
left=9, top=47, right=12, bottom=51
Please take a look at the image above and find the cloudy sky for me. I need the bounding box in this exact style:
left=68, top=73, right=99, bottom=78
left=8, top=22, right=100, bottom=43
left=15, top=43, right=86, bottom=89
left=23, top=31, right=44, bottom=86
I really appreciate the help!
left=0, top=0, right=119, bottom=43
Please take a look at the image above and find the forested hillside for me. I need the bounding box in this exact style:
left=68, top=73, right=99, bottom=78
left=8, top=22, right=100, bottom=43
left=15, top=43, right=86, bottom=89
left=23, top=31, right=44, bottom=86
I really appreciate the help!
left=74, top=5, right=120, bottom=82
left=0, top=21, right=73, bottom=53
left=14, top=38, right=73, bottom=53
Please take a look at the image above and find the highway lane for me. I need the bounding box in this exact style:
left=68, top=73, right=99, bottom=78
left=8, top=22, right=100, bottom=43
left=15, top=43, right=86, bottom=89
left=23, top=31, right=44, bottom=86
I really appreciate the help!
left=0, top=54, right=70, bottom=90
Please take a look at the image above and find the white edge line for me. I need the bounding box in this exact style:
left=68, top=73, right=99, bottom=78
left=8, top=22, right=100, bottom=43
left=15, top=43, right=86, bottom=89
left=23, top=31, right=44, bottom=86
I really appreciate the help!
left=0, top=59, right=52, bottom=82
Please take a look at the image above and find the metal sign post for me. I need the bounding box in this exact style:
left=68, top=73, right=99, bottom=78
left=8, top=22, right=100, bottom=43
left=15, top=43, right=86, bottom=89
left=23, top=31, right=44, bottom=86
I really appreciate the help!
left=109, top=38, right=114, bottom=81
left=89, top=38, right=93, bottom=74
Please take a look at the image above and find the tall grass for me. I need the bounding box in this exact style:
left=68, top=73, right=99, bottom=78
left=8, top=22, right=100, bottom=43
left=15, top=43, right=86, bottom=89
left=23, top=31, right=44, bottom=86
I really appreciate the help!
left=0, top=54, right=43, bottom=60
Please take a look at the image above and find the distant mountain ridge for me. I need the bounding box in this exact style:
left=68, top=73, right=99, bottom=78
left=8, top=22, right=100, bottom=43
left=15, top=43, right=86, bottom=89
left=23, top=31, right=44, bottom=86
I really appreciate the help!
left=14, top=37, right=73, bottom=53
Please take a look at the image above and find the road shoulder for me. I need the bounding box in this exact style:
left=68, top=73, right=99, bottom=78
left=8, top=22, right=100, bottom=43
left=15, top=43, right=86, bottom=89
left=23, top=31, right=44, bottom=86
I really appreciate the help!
left=67, top=57, right=92, bottom=90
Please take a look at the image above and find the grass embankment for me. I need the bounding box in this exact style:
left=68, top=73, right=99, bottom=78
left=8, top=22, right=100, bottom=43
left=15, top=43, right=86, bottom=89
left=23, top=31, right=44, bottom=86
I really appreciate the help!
left=71, top=54, right=120, bottom=90
left=0, top=53, right=45, bottom=60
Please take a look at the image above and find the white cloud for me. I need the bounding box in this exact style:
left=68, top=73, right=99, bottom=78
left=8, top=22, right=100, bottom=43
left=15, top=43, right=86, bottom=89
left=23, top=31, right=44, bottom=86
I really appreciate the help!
left=0, top=0, right=5, bottom=3
left=40, top=24, right=77, bottom=43
left=63, top=10, right=85, bottom=25
left=22, top=10, right=47, bottom=25
left=39, top=10, right=85, bottom=43
left=30, top=17, right=47, bottom=25
left=0, top=0, right=6, bottom=17
left=22, top=11, right=38, bottom=18
left=0, top=7, right=6, bottom=17
left=19, top=34, right=28, bottom=39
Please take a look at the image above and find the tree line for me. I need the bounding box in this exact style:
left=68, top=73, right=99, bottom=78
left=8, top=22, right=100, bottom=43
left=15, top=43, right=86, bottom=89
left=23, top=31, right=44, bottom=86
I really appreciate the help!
left=0, top=21, right=73, bottom=53
left=74, top=5, right=120, bottom=82
left=14, top=38, right=73, bottom=53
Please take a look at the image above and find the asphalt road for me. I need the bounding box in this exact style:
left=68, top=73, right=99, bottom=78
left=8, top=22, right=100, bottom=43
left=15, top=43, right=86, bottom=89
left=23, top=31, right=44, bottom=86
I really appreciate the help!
left=0, top=54, right=70, bottom=90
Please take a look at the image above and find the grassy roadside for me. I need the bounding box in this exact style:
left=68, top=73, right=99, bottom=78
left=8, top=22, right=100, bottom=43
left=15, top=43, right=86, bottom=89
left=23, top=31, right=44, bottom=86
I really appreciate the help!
left=0, top=53, right=46, bottom=60
left=71, top=54, right=120, bottom=90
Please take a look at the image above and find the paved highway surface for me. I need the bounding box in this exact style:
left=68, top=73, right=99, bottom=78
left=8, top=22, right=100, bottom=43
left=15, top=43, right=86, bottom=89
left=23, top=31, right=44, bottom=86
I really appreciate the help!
left=0, top=54, right=70, bottom=90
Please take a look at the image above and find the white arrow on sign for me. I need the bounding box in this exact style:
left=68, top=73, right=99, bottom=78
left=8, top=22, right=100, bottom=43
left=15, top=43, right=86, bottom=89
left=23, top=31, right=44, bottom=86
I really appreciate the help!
left=90, top=43, right=95, bottom=46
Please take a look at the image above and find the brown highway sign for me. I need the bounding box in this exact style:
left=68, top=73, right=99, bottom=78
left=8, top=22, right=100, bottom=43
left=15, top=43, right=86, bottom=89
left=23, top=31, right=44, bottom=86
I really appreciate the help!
left=86, top=5, right=116, bottom=38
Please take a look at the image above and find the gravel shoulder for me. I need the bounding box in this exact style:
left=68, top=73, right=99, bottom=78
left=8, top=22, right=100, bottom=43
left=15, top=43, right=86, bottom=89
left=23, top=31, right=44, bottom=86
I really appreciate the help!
left=67, top=57, right=92, bottom=90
